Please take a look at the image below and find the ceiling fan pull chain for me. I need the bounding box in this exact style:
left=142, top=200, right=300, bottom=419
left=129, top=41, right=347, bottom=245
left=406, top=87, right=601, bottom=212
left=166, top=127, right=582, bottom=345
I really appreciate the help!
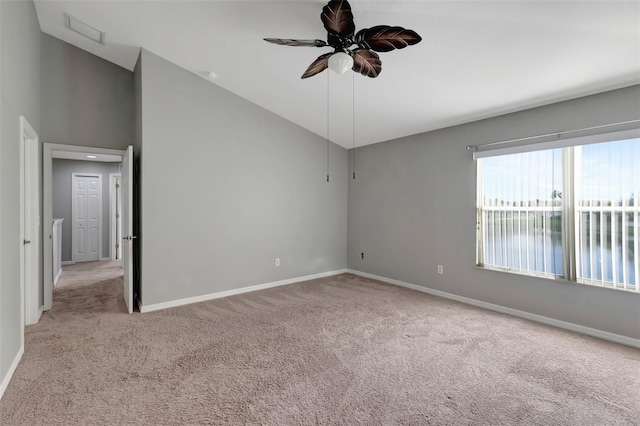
left=326, top=69, right=330, bottom=183
left=352, top=70, right=356, bottom=180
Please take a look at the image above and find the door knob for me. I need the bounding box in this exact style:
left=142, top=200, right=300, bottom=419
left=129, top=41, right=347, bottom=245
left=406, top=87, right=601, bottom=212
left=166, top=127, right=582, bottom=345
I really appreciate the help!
left=23, top=239, right=31, bottom=245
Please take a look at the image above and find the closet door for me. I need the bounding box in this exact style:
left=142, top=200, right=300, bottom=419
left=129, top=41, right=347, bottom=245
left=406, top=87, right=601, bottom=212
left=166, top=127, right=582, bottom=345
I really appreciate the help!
left=72, top=173, right=101, bottom=263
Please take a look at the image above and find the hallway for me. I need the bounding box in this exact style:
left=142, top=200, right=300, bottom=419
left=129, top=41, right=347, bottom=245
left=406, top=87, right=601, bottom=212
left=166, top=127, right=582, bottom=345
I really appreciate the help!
left=50, top=260, right=126, bottom=316
left=56, top=260, right=123, bottom=289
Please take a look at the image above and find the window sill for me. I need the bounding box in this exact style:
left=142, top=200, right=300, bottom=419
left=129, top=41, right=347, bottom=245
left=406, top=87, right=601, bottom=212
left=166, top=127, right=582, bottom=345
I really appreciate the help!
left=475, top=264, right=639, bottom=294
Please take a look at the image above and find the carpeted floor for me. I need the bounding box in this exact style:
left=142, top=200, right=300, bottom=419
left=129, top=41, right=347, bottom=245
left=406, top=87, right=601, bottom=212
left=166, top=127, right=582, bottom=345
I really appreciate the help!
left=1, top=271, right=639, bottom=425
left=54, top=260, right=123, bottom=289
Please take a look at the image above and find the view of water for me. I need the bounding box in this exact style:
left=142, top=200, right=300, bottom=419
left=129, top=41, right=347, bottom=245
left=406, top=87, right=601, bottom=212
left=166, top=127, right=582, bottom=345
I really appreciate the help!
left=485, top=230, right=636, bottom=286
left=579, top=239, right=636, bottom=285
left=485, top=230, right=563, bottom=275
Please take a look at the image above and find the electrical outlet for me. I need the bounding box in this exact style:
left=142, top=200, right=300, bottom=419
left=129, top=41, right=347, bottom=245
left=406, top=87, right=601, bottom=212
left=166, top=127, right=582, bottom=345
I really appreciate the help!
left=361, top=252, right=364, bottom=260
left=275, top=258, right=280, bottom=267
left=437, top=265, right=444, bottom=275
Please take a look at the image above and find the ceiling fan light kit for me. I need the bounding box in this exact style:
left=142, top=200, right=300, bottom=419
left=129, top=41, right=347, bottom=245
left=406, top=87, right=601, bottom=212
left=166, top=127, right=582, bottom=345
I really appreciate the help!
left=264, top=0, right=422, bottom=79
left=328, top=52, right=354, bottom=75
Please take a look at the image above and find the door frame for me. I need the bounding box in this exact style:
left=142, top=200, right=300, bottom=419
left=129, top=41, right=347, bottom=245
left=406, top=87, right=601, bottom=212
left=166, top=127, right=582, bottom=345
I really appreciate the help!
left=43, top=143, right=124, bottom=312
left=109, top=173, right=122, bottom=260
left=71, top=173, right=102, bottom=263
left=122, top=146, right=135, bottom=314
left=20, top=116, right=41, bottom=326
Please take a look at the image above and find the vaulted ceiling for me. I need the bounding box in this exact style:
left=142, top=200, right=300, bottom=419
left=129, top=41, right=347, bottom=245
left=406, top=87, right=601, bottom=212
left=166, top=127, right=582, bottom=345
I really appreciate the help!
left=35, top=1, right=640, bottom=148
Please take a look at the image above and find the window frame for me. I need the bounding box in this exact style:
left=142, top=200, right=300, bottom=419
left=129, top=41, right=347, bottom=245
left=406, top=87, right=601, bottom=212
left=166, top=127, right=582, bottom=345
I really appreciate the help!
left=475, top=134, right=639, bottom=293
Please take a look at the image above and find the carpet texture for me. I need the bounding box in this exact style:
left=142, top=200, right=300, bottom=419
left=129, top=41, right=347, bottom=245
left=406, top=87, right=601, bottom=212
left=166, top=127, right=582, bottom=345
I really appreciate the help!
left=1, top=269, right=639, bottom=425
left=53, top=260, right=123, bottom=289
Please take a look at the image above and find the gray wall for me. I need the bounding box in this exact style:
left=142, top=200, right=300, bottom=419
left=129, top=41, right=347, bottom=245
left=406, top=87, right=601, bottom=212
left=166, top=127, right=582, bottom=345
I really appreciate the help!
left=52, top=159, right=121, bottom=262
left=138, top=50, right=348, bottom=307
left=347, top=85, right=640, bottom=340
left=0, top=0, right=41, bottom=393
left=40, top=33, right=134, bottom=150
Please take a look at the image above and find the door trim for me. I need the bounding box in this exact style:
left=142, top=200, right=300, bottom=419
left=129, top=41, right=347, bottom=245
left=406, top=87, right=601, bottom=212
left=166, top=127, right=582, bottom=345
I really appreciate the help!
left=43, top=144, right=125, bottom=312
left=21, top=116, right=40, bottom=327
left=109, top=173, right=122, bottom=260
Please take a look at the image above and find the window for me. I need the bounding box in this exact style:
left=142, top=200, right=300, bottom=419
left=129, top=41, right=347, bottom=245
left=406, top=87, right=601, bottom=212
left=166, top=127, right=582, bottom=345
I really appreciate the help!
left=476, top=136, right=639, bottom=292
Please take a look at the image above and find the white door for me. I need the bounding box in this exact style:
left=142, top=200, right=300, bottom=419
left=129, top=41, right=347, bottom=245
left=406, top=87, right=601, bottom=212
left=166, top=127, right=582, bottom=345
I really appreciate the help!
left=109, top=174, right=122, bottom=260
left=122, top=146, right=134, bottom=314
left=116, top=176, right=122, bottom=260
left=72, top=174, right=102, bottom=262
left=20, top=116, right=40, bottom=325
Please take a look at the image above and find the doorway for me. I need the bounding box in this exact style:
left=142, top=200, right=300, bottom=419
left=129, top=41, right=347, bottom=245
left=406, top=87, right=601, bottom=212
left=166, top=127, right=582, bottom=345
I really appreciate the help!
left=42, top=143, right=135, bottom=316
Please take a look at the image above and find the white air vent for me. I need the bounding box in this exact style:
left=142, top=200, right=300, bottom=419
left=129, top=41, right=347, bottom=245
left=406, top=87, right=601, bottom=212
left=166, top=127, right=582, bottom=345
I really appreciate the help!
left=64, top=13, right=106, bottom=45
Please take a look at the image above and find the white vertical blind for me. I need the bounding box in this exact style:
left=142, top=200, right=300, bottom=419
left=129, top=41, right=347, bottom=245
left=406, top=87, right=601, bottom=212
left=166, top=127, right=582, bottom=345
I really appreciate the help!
left=477, top=148, right=563, bottom=277
left=575, top=138, right=640, bottom=290
left=477, top=134, right=639, bottom=292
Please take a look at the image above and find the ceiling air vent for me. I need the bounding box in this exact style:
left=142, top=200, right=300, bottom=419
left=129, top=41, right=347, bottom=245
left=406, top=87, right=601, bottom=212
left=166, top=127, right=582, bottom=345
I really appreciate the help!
left=64, top=13, right=106, bottom=45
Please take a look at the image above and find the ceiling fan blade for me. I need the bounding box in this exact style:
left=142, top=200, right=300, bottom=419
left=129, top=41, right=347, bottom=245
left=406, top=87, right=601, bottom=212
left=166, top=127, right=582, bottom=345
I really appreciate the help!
left=355, top=25, right=422, bottom=52
left=301, top=53, right=333, bottom=79
left=321, top=0, right=355, bottom=40
left=264, top=38, right=328, bottom=47
left=351, top=49, right=382, bottom=78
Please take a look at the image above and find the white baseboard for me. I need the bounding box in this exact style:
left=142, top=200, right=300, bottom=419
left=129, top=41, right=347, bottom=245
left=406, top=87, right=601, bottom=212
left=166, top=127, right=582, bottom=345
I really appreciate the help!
left=54, top=268, right=63, bottom=285
left=0, top=345, right=24, bottom=401
left=347, top=269, right=640, bottom=349
left=140, top=269, right=349, bottom=313
left=100, top=257, right=110, bottom=262
left=61, top=261, right=74, bottom=266
left=25, top=304, right=45, bottom=328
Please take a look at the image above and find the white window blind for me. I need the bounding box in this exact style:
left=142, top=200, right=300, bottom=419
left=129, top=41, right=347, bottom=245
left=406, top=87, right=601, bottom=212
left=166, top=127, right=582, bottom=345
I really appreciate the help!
left=476, top=132, right=640, bottom=292
left=477, top=149, right=563, bottom=277
left=574, top=139, right=640, bottom=291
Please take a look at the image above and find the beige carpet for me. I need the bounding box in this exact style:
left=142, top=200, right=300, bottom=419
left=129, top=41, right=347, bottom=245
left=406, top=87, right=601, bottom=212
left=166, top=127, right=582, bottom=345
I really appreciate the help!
left=1, top=272, right=639, bottom=425
left=54, top=260, right=123, bottom=289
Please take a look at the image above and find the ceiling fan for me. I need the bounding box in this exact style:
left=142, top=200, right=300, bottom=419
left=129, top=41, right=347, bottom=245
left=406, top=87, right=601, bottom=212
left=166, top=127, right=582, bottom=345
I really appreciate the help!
left=264, top=0, right=422, bottom=79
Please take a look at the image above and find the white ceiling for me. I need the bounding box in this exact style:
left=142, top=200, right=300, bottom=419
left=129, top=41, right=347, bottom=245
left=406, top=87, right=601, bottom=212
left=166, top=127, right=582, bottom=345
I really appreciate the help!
left=34, top=1, right=640, bottom=148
